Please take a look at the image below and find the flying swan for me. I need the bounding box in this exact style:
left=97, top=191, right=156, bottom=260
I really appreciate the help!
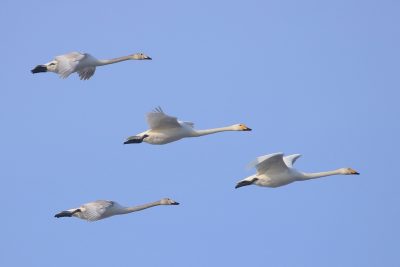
left=124, top=107, right=252, bottom=145
left=235, top=152, right=359, bottom=188
left=54, top=198, right=179, bottom=221
left=31, top=51, right=152, bottom=80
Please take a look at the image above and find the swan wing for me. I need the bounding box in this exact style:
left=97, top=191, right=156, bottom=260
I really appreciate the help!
left=78, top=67, right=96, bottom=80
left=283, top=154, right=302, bottom=168
left=179, top=121, right=195, bottom=128
left=248, top=152, right=288, bottom=175
left=55, top=52, right=86, bottom=79
left=58, top=52, right=86, bottom=61
left=81, top=200, right=114, bottom=221
left=146, top=107, right=181, bottom=130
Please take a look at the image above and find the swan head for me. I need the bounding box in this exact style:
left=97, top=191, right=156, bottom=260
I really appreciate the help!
left=235, top=177, right=259, bottom=189
left=340, top=168, right=360, bottom=175
left=160, top=198, right=180, bottom=205
left=232, top=124, right=252, bottom=131
left=131, top=53, right=152, bottom=60
left=31, top=60, right=58, bottom=74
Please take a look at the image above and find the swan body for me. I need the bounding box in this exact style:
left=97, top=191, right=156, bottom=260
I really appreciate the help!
left=54, top=198, right=179, bottom=221
left=31, top=52, right=151, bottom=80
left=235, top=152, right=359, bottom=189
left=124, top=107, right=252, bottom=145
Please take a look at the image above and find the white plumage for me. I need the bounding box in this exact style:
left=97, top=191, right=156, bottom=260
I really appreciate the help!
left=124, top=107, right=252, bottom=145
left=54, top=198, right=179, bottom=221
left=31, top=52, right=151, bottom=80
left=236, top=152, right=359, bottom=188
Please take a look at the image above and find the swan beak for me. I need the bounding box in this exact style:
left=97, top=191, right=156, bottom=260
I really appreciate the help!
left=242, top=126, right=252, bottom=131
left=171, top=201, right=180, bottom=205
left=235, top=177, right=258, bottom=188
left=235, top=180, right=253, bottom=189
left=351, top=170, right=360, bottom=175
left=144, top=56, right=152, bottom=60
left=54, top=209, right=81, bottom=218
left=31, top=65, right=48, bottom=74
left=123, top=134, right=148, bottom=144
left=124, top=139, right=140, bottom=144
left=54, top=211, right=72, bottom=218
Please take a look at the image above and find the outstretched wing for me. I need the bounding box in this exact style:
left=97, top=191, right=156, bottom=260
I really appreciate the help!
left=81, top=200, right=114, bottom=221
left=283, top=154, right=302, bottom=168
left=78, top=67, right=96, bottom=80
left=248, top=152, right=289, bottom=175
left=146, top=107, right=182, bottom=130
left=55, top=52, right=86, bottom=79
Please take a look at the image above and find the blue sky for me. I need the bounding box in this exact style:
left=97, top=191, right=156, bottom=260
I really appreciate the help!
left=1, top=0, right=399, bottom=266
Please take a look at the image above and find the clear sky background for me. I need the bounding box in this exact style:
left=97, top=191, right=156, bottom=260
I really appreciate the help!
left=1, top=0, right=399, bottom=266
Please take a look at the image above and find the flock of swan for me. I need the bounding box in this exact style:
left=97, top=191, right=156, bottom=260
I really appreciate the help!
left=32, top=52, right=359, bottom=221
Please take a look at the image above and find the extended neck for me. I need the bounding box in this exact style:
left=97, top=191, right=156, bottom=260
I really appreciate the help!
left=192, top=126, right=235, bottom=137
left=96, top=55, right=134, bottom=66
left=120, top=201, right=161, bottom=214
left=300, top=169, right=343, bottom=180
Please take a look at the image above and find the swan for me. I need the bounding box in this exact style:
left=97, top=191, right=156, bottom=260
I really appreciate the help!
left=31, top=51, right=152, bottom=80
left=54, top=198, right=179, bottom=221
left=235, top=152, right=359, bottom=188
left=124, top=107, right=252, bottom=145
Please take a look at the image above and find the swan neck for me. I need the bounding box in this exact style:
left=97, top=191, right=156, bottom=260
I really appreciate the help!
left=193, top=126, right=234, bottom=136
left=121, top=201, right=161, bottom=214
left=300, top=169, right=342, bottom=180
left=96, top=55, right=133, bottom=66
